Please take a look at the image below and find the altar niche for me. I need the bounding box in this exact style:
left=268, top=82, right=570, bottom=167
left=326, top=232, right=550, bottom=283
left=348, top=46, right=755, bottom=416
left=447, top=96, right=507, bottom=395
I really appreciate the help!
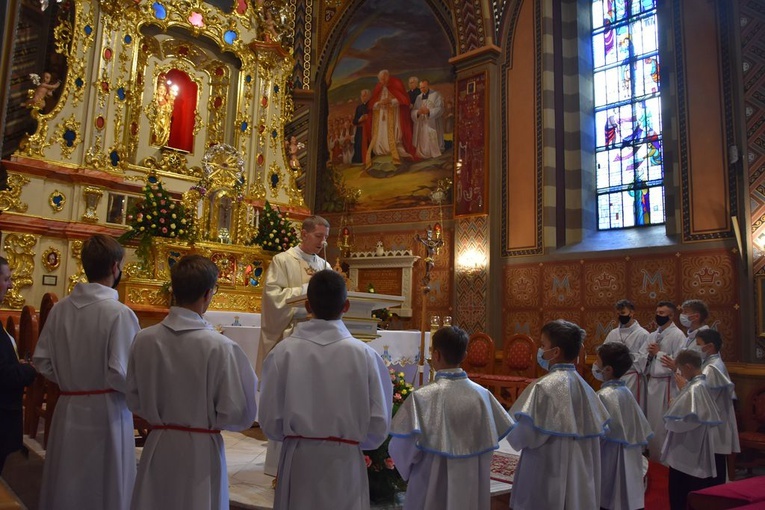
left=149, top=69, right=198, bottom=153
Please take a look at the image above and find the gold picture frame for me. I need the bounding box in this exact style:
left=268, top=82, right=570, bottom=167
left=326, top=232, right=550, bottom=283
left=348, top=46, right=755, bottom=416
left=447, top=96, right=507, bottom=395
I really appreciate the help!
left=49, top=190, right=66, bottom=212
left=42, top=247, right=61, bottom=272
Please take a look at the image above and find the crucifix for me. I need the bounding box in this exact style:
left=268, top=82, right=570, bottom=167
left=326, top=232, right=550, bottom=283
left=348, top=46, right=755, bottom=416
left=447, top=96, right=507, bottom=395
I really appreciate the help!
left=414, top=223, right=443, bottom=385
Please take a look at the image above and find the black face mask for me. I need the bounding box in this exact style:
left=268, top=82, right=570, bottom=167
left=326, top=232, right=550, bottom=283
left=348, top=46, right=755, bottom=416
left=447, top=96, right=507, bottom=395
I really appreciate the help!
left=112, top=268, right=122, bottom=289
left=655, top=314, right=670, bottom=327
left=618, top=314, right=631, bottom=325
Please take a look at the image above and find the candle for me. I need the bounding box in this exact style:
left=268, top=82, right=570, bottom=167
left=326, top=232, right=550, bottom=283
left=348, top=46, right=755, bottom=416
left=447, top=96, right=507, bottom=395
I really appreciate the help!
left=255, top=209, right=260, bottom=230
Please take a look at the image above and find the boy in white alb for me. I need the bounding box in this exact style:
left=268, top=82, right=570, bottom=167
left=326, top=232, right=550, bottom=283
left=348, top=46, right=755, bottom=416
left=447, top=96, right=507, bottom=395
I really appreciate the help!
left=259, top=270, right=393, bottom=510
left=507, top=320, right=610, bottom=510
left=593, top=342, right=653, bottom=510
left=602, top=299, right=649, bottom=411
left=127, top=255, right=258, bottom=510
left=645, top=301, right=686, bottom=462
left=389, top=326, right=514, bottom=510
left=34, top=234, right=140, bottom=510
left=661, top=349, right=721, bottom=510
left=696, top=328, right=740, bottom=486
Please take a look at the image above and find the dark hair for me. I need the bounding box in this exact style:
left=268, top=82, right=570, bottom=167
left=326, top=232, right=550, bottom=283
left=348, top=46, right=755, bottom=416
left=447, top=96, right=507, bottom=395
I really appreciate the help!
left=615, top=299, right=635, bottom=311
left=0, top=256, right=7, bottom=268
left=302, top=215, right=330, bottom=232
left=675, top=349, right=702, bottom=369
left=170, top=255, right=219, bottom=305
left=696, top=328, right=722, bottom=353
left=82, top=235, right=124, bottom=281
left=307, top=270, right=347, bottom=320
left=656, top=301, right=677, bottom=313
left=432, top=326, right=469, bottom=366
left=597, top=343, right=633, bottom=379
left=541, top=320, right=585, bottom=361
left=682, top=299, right=709, bottom=322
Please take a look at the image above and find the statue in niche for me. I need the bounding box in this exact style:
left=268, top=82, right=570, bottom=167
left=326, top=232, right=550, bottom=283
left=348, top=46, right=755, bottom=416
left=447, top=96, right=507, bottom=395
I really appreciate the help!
left=286, top=135, right=304, bottom=170
left=151, top=81, right=176, bottom=147
left=217, top=194, right=233, bottom=233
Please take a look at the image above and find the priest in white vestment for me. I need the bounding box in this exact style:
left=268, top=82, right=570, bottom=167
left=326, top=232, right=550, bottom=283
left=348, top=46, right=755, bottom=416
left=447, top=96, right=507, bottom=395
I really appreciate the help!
left=645, top=301, right=686, bottom=462
left=661, top=349, right=722, bottom=510
left=259, top=270, right=393, bottom=510
left=410, top=80, right=445, bottom=159
left=126, top=255, right=258, bottom=510
left=256, top=215, right=331, bottom=376
left=602, top=299, right=649, bottom=412
left=593, top=343, right=653, bottom=510
left=507, top=320, right=610, bottom=510
left=697, top=329, right=740, bottom=485
left=33, top=235, right=140, bottom=510
left=389, top=326, right=514, bottom=510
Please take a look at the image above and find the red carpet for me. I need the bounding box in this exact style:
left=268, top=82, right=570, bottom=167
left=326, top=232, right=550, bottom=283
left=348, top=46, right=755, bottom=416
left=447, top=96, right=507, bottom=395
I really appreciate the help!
left=645, top=461, right=670, bottom=510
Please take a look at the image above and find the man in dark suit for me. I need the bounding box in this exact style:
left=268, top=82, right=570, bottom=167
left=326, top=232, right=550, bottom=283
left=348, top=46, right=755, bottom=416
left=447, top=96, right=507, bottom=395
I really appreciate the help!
left=0, top=256, right=36, bottom=473
left=352, top=89, right=370, bottom=164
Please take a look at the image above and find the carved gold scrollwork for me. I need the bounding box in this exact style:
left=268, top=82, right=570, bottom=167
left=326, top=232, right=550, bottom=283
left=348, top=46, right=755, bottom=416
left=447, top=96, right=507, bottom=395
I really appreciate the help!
left=127, top=287, right=171, bottom=307
left=0, top=174, right=30, bottom=213
left=67, top=240, right=87, bottom=294
left=82, top=186, right=104, bottom=222
left=142, top=150, right=203, bottom=178
left=2, top=233, right=37, bottom=309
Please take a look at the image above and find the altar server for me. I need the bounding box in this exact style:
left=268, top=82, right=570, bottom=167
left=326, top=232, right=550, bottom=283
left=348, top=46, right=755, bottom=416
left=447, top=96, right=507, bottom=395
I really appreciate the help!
left=507, top=320, right=610, bottom=510
left=389, top=326, right=514, bottom=510
left=34, top=234, right=140, bottom=510
left=602, top=299, right=649, bottom=411
left=697, top=328, right=740, bottom=485
left=645, top=301, right=686, bottom=461
left=593, top=343, right=653, bottom=510
left=661, top=349, right=721, bottom=510
left=126, top=255, right=257, bottom=510
left=259, top=269, right=393, bottom=510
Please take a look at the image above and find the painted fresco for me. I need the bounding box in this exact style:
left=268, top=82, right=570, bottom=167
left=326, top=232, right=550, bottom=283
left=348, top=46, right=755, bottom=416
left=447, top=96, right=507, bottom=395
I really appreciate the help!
left=319, top=0, right=454, bottom=213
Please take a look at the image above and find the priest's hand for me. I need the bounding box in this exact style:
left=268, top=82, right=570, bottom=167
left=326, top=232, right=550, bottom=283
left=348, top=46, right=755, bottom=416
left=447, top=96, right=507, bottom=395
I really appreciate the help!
left=647, top=342, right=660, bottom=356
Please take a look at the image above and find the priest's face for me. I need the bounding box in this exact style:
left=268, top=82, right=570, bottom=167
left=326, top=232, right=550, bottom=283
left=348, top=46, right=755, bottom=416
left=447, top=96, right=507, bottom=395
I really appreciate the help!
left=300, top=225, right=329, bottom=255
left=0, top=264, right=12, bottom=304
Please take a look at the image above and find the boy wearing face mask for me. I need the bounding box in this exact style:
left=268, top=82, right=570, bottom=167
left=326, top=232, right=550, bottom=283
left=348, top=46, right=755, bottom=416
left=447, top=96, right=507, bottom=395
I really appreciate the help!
left=695, top=329, right=739, bottom=485
left=661, top=349, right=721, bottom=510
left=594, top=343, right=653, bottom=510
left=601, top=299, right=649, bottom=412
left=645, top=301, right=686, bottom=462
left=507, top=320, right=610, bottom=510
left=678, top=299, right=710, bottom=350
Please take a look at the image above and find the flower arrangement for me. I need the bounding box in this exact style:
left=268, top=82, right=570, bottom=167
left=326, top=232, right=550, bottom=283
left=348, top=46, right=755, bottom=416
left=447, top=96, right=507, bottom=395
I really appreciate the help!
left=250, top=201, right=299, bottom=252
left=118, top=173, right=190, bottom=262
left=363, top=368, right=414, bottom=503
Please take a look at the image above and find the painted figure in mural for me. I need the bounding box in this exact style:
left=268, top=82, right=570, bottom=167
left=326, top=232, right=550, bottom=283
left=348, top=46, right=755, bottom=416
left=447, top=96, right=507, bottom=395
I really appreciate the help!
left=444, top=98, right=455, bottom=149
left=341, top=118, right=354, bottom=164
left=26, top=72, right=61, bottom=110
left=352, top=89, right=370, bottom=164
left=604, top=108, right=620, bottom=148
left=151, top=82, right=175, bottom=147
left=407, top=76, right=420, bottom=107
left=365, top=69, right=417, bottom=169
left=411, top=79, right=445, bottom=158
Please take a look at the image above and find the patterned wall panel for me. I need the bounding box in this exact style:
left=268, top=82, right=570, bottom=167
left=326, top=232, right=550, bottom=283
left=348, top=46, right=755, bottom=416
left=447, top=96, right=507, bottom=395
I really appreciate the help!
left=503, top=248, right=741, bottom=360
left=454, top=215, right=488, bottom=333
left=741, top=0, right=765, bottom=273
left=454, top=0, right=486, bottom=53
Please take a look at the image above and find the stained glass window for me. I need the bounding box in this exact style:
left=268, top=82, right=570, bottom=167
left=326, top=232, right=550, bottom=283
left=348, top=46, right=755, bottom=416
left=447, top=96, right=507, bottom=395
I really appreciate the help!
left=592, top=0, right=664, bottom=229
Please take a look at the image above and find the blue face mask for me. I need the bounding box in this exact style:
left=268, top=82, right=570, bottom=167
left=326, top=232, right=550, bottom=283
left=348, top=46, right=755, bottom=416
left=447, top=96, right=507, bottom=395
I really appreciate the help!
left=537, top=347, right=553, bottom=371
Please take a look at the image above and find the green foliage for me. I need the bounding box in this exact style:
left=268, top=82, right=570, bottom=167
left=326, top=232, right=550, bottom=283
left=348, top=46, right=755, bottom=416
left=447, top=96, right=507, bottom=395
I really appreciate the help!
left=250, top=201, right=299, bottom=252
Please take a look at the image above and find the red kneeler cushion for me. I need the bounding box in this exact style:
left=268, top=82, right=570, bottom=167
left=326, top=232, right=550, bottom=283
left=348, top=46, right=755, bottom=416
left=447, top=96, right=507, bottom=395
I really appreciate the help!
left=687, top=476, right=765, bottom=510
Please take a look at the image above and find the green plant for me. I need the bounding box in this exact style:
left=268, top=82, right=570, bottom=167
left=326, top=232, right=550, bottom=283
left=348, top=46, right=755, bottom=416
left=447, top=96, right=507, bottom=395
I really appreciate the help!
left=250, top=201, right=299, bottom=252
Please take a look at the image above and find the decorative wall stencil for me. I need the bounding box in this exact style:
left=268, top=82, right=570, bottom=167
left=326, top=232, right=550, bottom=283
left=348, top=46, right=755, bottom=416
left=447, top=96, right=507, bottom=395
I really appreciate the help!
left=583, top=261, right=627, bottom=308
left=504, top=265, right=541, bottom=309
left=628, top=255, right=678, bottom=308
left=455, top=73, right=487, bottom=216
left=454, top=216, right=488, bottom=332
left=541, top=262, right=582, bottom=308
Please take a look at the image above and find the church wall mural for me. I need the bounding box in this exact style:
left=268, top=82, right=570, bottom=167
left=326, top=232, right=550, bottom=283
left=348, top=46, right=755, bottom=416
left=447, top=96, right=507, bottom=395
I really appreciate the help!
left=318, top=0, right=455, bottom=214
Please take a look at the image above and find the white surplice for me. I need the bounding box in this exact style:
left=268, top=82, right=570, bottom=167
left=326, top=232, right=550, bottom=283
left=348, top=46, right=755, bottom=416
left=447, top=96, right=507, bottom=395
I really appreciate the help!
left=644, top=321, right=686, bottom=462
left=388, top=369, right=514, bottom=510
left=126, top=307, right=258, bottom=510
left=256, top=246, right=330, bottom=376
left=507, top=364, right=610, bottom=510
left=597, top=380, right=653, bottom=510
left=603, top=320, right=649, bottom=411
left=661, top=374, right=721, bottom=478
left=410, top=90, right=444, bottom=158
left=33, top=283, right=140, bottom=510
left=701, top=356, right=740, bottom=455
left=259, top=319, right=393, bottom=510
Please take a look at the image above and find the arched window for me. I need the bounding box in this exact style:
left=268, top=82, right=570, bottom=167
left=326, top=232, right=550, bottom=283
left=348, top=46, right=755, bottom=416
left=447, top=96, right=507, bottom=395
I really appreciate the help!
left=592, top=0, right=664, bottom=229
